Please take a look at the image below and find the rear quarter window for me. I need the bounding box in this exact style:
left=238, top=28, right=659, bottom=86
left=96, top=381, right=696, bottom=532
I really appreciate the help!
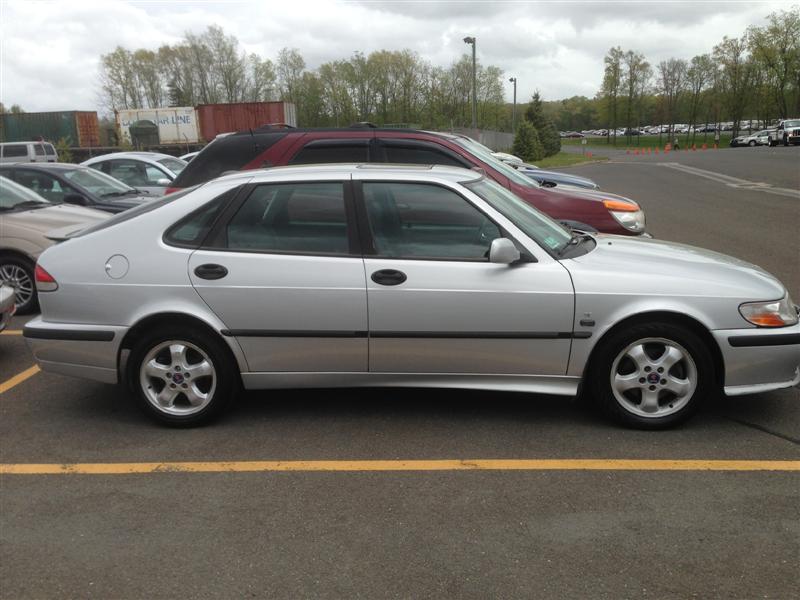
left=171, top=132, right=287, bottom=188
left=164, top=187, right=238, bottom=248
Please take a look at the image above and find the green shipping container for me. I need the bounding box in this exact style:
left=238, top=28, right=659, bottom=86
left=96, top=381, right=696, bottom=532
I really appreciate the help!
left=0, top=111, right=100, bottom=147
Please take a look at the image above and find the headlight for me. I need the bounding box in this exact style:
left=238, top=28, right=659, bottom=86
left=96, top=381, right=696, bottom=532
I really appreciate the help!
left=603, top=199, right=646, bottom=233
left=739, top=294, right=799, bottom=327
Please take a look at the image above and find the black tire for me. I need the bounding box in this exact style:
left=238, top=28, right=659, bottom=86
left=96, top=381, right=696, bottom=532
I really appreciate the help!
left=783, top=135, right=789, bottom=146
left=0, top=254, right=38, bottom=315
left=127, top=326, right=238, bottom=426
left=589, top=322, right=715, bottom=429
left=748, top=140, right=756, bottom=147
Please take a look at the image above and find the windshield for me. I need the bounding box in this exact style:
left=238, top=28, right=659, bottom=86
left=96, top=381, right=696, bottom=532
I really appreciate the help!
left=784, top=120, right=800, bottom=128
left=0, top=175, right=50, bottom=209
left=465, top=178, right=572, bottom=255
left=452, top=137, right=541, bottom=189
left=63, top=167, right=135, bottom=197
left=158, top=157, right=188, bottom=174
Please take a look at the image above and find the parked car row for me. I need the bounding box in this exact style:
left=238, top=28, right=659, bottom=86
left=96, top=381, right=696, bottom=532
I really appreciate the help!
left=0, top=175, right=108, bottom=313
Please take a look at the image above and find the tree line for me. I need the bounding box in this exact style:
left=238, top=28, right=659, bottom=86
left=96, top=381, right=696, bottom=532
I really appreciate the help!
left=98, top=25, right=508, bottom=130
left=555, top=8, right=799, bottom=142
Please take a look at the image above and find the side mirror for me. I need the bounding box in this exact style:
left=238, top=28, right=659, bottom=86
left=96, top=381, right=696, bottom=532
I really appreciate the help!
left=489, top=238, right=520, bottom=264
left=63, top=193, right=89, bottom=206
left=156, top=178, right=171, bottom=186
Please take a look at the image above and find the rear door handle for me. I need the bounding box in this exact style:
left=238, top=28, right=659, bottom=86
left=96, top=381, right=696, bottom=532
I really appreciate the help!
left=371, top=269, right=407, bottom=286
left=194, top=264, right=228, bottom=280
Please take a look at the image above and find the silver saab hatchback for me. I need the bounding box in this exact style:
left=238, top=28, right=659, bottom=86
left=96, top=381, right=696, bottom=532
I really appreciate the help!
left=23, top=165, right=800, bottom=428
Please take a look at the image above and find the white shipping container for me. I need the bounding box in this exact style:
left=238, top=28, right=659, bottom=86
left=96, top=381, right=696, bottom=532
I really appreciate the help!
left=116, top=107, right=200, bottom=145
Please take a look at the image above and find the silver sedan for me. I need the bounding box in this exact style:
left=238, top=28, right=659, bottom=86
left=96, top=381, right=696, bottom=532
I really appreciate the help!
left=23, top=164, right=800, bottom=428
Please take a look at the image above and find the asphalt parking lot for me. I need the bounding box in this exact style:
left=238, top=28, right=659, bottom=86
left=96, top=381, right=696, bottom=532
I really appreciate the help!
left=1, top=147, right=799, bottom=598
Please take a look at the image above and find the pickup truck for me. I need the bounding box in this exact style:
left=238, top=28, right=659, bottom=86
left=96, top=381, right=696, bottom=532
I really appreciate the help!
left=767, top=119, right=800, bottom=146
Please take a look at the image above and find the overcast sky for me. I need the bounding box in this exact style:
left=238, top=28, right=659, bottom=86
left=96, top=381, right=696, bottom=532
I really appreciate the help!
left=0, top=0, right=791, bottom=114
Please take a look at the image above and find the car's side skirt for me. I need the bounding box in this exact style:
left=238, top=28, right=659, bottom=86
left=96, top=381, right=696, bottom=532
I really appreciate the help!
left=241, top=372, right=580, bottom=396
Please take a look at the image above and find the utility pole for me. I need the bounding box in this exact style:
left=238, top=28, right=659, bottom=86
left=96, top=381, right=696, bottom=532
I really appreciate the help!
left=463, top=36, right=477, bottom=130
left=509, top=76, right=517, bottom=133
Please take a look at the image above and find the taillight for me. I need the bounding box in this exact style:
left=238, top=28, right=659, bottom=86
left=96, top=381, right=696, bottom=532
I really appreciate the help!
left=165, top=186, right=181, bottom=195
left=34, top=264, right=58, bottom=292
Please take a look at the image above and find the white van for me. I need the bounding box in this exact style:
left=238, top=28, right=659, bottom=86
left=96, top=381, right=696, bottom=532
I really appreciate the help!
left=0, top=141, right=58, bottom=163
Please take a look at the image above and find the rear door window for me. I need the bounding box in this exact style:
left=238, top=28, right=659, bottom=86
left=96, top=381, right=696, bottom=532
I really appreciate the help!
left=225, top=183, right=350, bottom=255
left=289, top=140, right=370, bottom=165
left=33, top=144, right=46, bottom=157
left=171, top=132, right=288, bottom=188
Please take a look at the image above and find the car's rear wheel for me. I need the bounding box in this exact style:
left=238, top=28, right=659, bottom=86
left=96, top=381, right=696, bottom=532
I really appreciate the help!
left=590, top=322, right=715, bottom=429
left=128, top=327, right=237, bottom=426
left=0, top=255, right=38, bottom=314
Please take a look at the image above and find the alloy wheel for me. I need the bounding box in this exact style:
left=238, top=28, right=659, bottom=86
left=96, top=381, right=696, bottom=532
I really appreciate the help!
left=139, top=340, right=217, bottom=416
left=609, top=337, right=697, bottom=418
left=0, top=263, right=34, bottom=309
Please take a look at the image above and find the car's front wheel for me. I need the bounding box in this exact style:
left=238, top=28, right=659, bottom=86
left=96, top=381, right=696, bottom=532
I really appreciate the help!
left=590, top=322, right=715, bottom=429
left=128, top=327, right=237, bottom=426
left=748, top=140, right=757, bottom=147
left=0, top=255, right=38, bottom=314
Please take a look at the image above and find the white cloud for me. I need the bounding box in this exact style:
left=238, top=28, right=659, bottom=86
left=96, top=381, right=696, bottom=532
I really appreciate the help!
left=0, top=0, right=787, bottom=113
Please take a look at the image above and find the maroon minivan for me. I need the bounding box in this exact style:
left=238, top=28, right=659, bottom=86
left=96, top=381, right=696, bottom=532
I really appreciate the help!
left=168, top=126, right=647, bottom=236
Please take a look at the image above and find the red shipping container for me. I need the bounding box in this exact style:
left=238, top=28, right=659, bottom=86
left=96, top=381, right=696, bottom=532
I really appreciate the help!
left=196, top=102, right=297, bottom=141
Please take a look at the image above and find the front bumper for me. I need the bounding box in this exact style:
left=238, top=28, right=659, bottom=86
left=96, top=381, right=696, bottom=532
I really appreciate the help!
left=23, top=317, right=128, bottom=384
left=712, top=322, right=800, bottom=396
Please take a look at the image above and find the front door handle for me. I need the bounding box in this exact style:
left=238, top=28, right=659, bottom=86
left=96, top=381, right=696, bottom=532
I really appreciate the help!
left=194, top=264, right=228, bottom=280
left=371, top=269, right=407, bottom=286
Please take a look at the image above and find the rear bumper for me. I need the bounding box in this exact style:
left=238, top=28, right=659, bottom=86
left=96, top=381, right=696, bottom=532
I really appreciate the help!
left=0, top=287, right=15, bottom=332
left=23, top=318, right=127, bottom=384
left=712, top=323, right=800, bottom=396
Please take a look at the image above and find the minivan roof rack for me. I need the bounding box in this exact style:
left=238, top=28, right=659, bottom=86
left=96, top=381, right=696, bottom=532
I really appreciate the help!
left=349, top=122, right=377, bottom=128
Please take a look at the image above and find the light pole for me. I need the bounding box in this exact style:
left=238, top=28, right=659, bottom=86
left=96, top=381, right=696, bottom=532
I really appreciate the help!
left=463, top=36, right=477, bottom=130
left=509, top=76, right=517, bottom=133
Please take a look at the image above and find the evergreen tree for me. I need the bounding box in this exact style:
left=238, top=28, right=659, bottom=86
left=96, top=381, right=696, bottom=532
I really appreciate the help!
left=512, top=121, right=545, bottom=162
left=524, top=91, right=561, bottom=157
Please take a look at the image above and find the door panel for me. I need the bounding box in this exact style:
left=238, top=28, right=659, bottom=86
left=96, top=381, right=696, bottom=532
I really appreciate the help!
left=366, top=259, right=574, bottom=374
left=188, top=181, right=367, bottom=373
left=358, top=180, right=574, bottom=375
left=190, top=252, right=368, bottom=372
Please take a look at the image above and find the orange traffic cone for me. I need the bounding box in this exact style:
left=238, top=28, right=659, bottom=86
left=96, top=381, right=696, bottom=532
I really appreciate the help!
left=626, top=148, right=630, bottom=154
left=701, top=143, right=707, bottom=150
left=655, top=147, right=659, bottom=154
left=692, top=144, right=696, bottom=151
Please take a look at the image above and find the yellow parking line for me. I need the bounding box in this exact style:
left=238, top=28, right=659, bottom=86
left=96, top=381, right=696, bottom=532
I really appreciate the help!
left=0, top=365, right=41, bottom=395
left=0, top=330, right=23, bottom=336
left=1, top=459, right=798, bottom=475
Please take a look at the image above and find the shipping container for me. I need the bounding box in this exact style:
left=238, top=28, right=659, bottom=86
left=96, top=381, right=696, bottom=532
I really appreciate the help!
left=195, top=102, right=297, bottom=141
left=116, top=107, right=200, bottom=146
left=0, top=111, right=100, bottom=147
